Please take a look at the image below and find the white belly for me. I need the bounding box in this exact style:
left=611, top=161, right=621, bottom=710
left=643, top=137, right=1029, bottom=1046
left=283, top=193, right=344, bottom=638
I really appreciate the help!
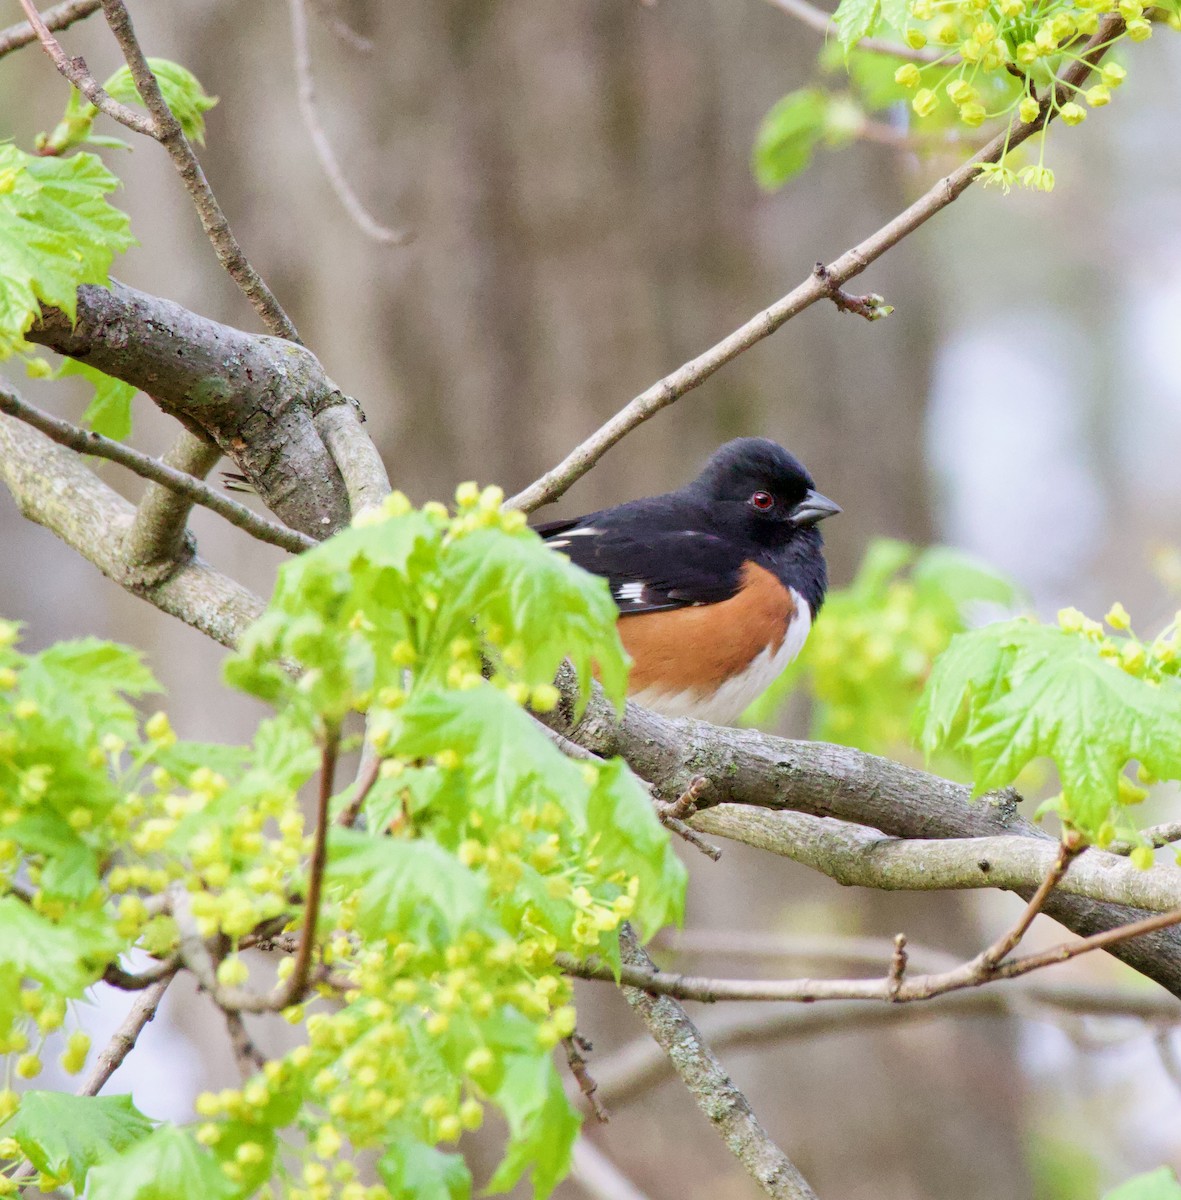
left=629, top=590, right=812, bottom=725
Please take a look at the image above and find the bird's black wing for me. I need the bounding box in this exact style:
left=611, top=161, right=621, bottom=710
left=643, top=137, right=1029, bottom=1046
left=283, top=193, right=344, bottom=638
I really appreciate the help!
left=536, top=512, right=745, bottom=614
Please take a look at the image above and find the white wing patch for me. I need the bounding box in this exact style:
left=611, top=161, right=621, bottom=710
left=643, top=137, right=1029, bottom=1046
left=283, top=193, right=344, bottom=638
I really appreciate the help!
left=545, top=527, right=598, bottom=550
left=630, top=590, right=813, bottom=726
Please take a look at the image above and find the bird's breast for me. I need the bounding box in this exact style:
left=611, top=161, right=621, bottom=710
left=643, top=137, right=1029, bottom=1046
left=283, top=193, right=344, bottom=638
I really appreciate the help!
left=620, top=563, right=811, bottom=724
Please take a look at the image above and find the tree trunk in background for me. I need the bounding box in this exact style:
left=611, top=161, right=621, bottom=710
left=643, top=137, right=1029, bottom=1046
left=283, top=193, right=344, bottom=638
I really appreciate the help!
left=0, top=0, right=1029, bottom=1194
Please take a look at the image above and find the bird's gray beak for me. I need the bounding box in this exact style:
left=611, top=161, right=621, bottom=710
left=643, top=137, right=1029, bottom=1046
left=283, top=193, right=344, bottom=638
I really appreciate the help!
left=790, top=489, right=842, bottom=527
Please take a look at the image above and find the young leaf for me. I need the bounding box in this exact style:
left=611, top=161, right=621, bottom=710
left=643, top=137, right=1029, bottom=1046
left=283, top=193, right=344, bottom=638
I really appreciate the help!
left=86, top=1126, right=237, bottom=1200
left=833, top=0, right=883, bottom=49
left=103, top=60, right=218, bottom=145
left=4, top=1092, right=154, bottom=1191
left=378, top=1141, right=472, bottom=1200
left=58, top=359, right=137, bottom=441
left=917, top=620, right=1181, bottom=835
left=0, top=144, right=134, bottom=358
left=486, top=1053, right=580, bottom=1198
left=752, top=89, right=828, bottom=190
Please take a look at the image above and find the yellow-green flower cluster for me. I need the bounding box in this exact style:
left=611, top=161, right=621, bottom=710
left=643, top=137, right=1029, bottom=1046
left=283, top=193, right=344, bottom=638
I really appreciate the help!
left=886, top=0, right=1156, bottom=191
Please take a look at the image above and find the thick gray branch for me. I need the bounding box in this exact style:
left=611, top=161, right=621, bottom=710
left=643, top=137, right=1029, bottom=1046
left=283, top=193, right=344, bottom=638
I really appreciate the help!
left=542, top=667, right=1181, bottom=999
left=0, top=415, right=263, bottom=648
left=28, top=281, right=354, bottom=538
left=693, top=805, right=1181, bottom=913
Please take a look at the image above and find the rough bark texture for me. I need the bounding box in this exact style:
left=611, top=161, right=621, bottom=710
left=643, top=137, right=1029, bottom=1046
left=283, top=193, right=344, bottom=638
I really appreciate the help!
left=28, top=281, right=352, bottom=538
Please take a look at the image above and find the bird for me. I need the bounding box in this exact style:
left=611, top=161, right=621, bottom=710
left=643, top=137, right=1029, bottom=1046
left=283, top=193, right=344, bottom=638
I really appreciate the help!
left=534, top=437, right=839, bottom=725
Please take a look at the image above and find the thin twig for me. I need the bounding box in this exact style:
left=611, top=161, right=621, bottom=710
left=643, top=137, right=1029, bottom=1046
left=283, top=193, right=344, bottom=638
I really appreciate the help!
left=659, top=811, right=723, bottom=861
left=887, top=933, right=908, bottom=999
left=561, top=904, right=1181, bottom=1005
left=0, top=0, right=99, bottom=59
left=761, top=0, right=951, bottom=62
left=589, top=982, right=1181, bottom=1109
left=812, top=262, right=894, bottom=320
left=173, top=729, right=338, bottom=1013
left=103, top=956, right=180, bottom=990
left=979, top=838, right=1082, bottom=969
left=16, top=0, right=154, bottom=134
left=664, top=775, right=709, bottom=822
left=1109, top=822, right=1181, bottom=856
left=280, top=728, right=338, bottom=1006
left=81, top=970, right=176, bottom=1095
left=0, top=384, right=315, bottom=554
left=506, top=15, right=1125, bottom=513
left=309, top=0, right=373, bottom=52
left=224, top=1010, right=267, bottom=1079
left=336, top=749, right=381, bottom=829
left=618, top=926, right=820, bottom=1200
left=564, top=1035, right=609, bottom=1124
left=98, top=0, right=301, bottom=341
left=288, top=0, right=409, bottom=245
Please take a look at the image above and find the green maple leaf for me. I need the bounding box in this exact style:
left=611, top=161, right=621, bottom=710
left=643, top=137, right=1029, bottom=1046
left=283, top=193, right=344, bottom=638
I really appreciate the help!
left=4, top=1092, right=154, bottom=1192
left=0, top=144, right=134, bottom=359
left=917, top=620, right=1181, bottom=834
left=86, top=1127, right=237, bottom=1200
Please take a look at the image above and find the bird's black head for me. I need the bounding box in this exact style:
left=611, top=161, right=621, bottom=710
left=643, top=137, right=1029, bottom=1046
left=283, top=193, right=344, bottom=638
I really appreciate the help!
left=690, top=437, right=840, bottom=535
left=688, top=437, right=840, bottom=610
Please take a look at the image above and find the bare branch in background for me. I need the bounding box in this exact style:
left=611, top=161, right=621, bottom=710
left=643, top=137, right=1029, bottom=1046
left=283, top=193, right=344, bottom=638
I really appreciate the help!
left=586, top=979, right=1181, bottom=1109
left=571, top=1138, right=655, bottom=1200
left=0, top=0, right=100, bottom=60
left=309, top=0, right=373, bottom=54
left=1110, top=822, right=1181, bottom=856
left=618, top=926, right=820, bottom=1200
left=224, top=1010, right=267, bottom=1080
left=0, top=384, right=316, bottom=555
left=564, top=1035, right=610, bottom=1123
left=507, top=15, right=1125, bottom=513
left=288, top=0, right=410, bottom=246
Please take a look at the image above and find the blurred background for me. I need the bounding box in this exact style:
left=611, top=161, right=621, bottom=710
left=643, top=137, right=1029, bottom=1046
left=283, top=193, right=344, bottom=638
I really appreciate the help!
left=2, top=1, right=1181, bottom=1196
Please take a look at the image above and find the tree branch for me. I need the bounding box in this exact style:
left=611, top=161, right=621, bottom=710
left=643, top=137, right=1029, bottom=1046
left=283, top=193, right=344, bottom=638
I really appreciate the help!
left=0, top=384, right=315, bottom=555
left=79, top=970, right=176, bottom=1096
left=97, top=0, right=300, bottom=341
left=539, top=662, right=1181, bottom=999
left=507, top=15, right=1124, bottom=513
left=688, top=806, right=1181, bottom=914
left=15, top=0, right=154, bottom=135
left=0, top=0, right=100, bottom=60
left=28, top=281, right=353, bottom=537
left=618, top=926, right=819, bottom=1200
left=565, top=903, right=1181, bottom=1005
left=123, top=431, right=223, bottom=579
left=587, top=978, right=1181, bottom=1109
left=0, top=414, right=265, bottom=648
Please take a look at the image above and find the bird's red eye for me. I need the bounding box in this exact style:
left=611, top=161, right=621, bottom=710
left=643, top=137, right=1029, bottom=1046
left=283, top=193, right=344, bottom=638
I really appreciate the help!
left=750, top=491, right=775, bottom=511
